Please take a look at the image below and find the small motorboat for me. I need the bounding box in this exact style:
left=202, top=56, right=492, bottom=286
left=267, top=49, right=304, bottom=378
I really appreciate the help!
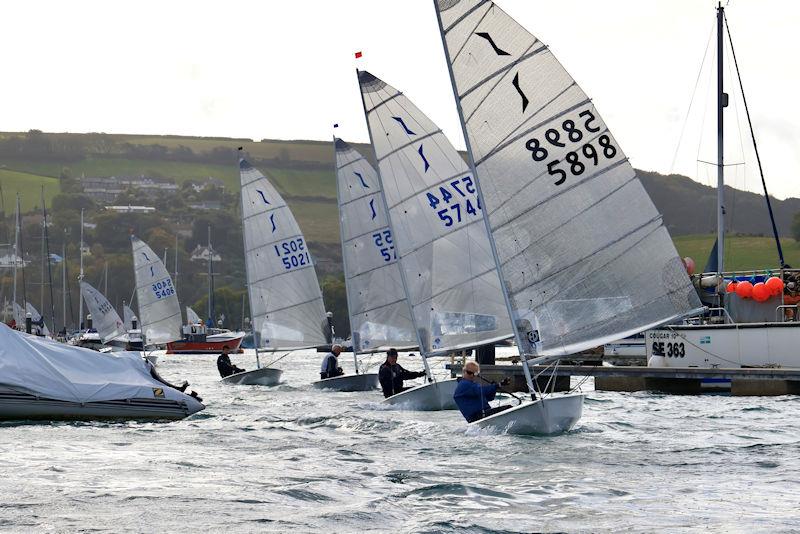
left=166, top=323, right=245, bottom=354
left=0, top=324, right=204, bottom=421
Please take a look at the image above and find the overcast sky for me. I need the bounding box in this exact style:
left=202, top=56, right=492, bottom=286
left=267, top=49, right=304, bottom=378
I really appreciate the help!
left=1, top=0, right=797, bottom=199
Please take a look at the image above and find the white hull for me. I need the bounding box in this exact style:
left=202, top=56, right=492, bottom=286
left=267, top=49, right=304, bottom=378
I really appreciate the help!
left=646, top=323, right=800, bottom=368
left=468, top=394, right=584, bottom=436
left=381, top=379, right=459, bottom=411
left=604, top=338, right=646, bottom=357
left=221, top=366, right=282, bottom=386
left=312, top=373, right=379, bottom=392
left=0, top=386, right=203, bottom=421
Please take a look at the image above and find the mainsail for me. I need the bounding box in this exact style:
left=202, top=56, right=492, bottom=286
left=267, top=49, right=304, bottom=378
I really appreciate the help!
left=80, top=281, right=125, bottom=342
left=358, top=71, right=512, bottom=355
left=186, top=306, right=201, bottom=325
left=334, top=138, right=416, bottom=353
left=239, top=156, right=327, bottom=349
left=123, top=303, right=136, bottom=331
left=434, top=0, right=702, bottom=356
left=131, top=235, right=182, bottom=345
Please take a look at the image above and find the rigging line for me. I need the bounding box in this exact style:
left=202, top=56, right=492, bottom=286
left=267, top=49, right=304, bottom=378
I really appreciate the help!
left=670, top=20, right=716, bottom=175
left=723, top=12, right=786, bottom=267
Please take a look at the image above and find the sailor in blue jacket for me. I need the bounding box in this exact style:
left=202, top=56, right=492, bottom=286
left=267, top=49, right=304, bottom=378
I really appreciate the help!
left=453, top=361, right=512, bottom=423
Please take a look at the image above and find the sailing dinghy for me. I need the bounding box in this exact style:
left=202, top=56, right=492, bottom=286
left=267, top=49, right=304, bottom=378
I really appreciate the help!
left=131, top=235, right=183, bottom=360
left=357, top=71, right=513, bottom=410
left=313, top=139, right=418, bottom=392
left=434, top=0, right=702, bottom=434
left=0, top=324, right=203, bottom=420
left=229, top=153, right=329, bottom=386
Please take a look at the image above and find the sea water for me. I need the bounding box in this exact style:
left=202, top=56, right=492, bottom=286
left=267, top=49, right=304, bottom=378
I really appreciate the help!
left=1, top=350, right=799, bottom=533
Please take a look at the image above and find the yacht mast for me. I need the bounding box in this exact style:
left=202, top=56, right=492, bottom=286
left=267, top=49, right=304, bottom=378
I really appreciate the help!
left=78, top=208, right=84, bottom=329
left=716, top=2, right=726, bottom=275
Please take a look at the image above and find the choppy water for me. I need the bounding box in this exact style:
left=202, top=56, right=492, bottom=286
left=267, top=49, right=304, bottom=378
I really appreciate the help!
left=2, top=349, right=800, bottom=533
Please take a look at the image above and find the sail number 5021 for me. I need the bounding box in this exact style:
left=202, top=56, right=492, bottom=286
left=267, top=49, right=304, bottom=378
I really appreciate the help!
left=273, top=238, right=310, bottom=270
left=524, top=110, right=617, bottom=186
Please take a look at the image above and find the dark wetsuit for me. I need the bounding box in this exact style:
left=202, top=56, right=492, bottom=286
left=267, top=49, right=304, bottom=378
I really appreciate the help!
left=217, top=354, right=244, bottom=378
left=378, top=362, right=426, bottom=398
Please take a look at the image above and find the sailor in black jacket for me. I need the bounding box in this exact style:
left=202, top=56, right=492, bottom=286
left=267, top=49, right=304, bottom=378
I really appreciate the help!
left=378, top=348, right=427, bottom=398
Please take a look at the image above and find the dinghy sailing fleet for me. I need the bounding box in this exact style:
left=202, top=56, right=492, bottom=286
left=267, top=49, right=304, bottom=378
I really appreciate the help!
left=2, top=1, right=758, bottom=433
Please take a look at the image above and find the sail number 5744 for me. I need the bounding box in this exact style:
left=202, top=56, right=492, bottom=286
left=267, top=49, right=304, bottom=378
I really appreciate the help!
left=524, top=110, right=617, bottom=186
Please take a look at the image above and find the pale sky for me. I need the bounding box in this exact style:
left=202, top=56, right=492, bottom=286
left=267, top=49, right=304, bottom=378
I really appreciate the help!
left=1, top=0, right=798, bottom=199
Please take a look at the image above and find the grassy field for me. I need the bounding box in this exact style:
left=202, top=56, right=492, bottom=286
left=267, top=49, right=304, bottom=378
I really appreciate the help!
left=673, top=234, right=800, bottom=272
left=0, top=169, right=59, bottom=211
left=289, top=199, right=340, bottom=245
left=0, top=157, right=337, bottom=201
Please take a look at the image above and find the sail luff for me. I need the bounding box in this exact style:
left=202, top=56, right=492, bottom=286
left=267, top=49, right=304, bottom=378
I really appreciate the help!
left=239, top=156, right=327, bottom=350
left=434, top=0, right=702, bottom=357
left=334, top=136, right=419, bottom=356
left=357, top=69, right=512, bottom=357
left=131, top=235, right=182, bottom=345
left=80, top=281, right=125, bottom=343
left=356, top=74, right=431, bottom=360
left=333, top=137, right=360, bottom=372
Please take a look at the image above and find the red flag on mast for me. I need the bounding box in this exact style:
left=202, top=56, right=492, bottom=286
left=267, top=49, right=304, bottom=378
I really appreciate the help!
left=354, top=51, right=363, bottom=59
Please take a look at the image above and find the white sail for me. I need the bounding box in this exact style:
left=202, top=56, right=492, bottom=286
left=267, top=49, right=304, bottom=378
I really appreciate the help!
left=358, top=71, right=512, bottom=355
left=434, top=0, right=702, bottom=356
left=334, top=138, right=416, bottom=353
left=239, top=156, right=327, bottom=349
left=80, top=282, right=125, bottom=342
left=131, top=235, right=182, bottom=345
left=25, top=302, right=50, bottom=337
left=123, top=304, right=136, bottom=331
left=186, top=306, right=201, bottom=325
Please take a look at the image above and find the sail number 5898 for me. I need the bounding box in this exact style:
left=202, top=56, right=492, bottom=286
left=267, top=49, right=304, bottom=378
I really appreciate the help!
left=524, top=110, right=617, bottom=186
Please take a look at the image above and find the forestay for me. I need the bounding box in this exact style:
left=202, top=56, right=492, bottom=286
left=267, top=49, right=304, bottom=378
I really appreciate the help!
left=25, top=302, right=50, bottom=337
left=334, top=138, right=416, bottom=353
left=434, top=0, right=702, bottom=356
left=80, top=281, right=125, bottom=342
left=358, top=71, right=511, bottom=355
left=131, top=236, right=182, bottom=345
left=123, top=304, right=136, bottom=331
left=239, top=157, right=327, bottom=349
left=186, top=306, right=201, bottom=325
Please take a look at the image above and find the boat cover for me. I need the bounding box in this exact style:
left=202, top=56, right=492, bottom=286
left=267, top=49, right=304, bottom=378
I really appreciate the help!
left=0, top=324, right=192, bottom=404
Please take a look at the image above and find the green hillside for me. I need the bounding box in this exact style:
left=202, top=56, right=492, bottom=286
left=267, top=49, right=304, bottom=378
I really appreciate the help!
left=0, top=169, right=59, bottom=211
left=673, top=234, right=800, bottom=272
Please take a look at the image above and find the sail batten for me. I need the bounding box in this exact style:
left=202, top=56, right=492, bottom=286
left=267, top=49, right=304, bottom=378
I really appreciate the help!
left=435, top=0, right=702, bottom=356
left=131, top=236, right=182, bottom=345
left=239, top=156, right=327, bottom=349
left=358, top=70, right=513, bottom=355
left=334, top=138, right=416, bottom=353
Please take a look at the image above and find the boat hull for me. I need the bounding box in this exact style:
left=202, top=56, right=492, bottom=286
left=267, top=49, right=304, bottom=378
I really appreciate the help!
left=221, top=366, right=282, bottom=386
left=0, top=386, right=204, bottom=421
left=381, top=378, right=459, bottom=411
left=166, top=333, right=245, bottom=354
left=468, top=393, right=584, bottom=435
left=646, top=322, right=800, bottom=368
left=312, top=373, right=379, bottom=392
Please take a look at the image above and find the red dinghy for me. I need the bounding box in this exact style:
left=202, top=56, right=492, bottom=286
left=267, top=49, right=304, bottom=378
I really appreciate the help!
left=166, top=324, right=245, bottom=354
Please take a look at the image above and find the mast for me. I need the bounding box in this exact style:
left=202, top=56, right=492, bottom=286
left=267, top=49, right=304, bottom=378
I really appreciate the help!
left=716, top=2, right=726, bottom=276
left=12, top=195, right=19, bottom=321
left=103, top=261, right=108, bottom=297
left=331, top=135, right=360, bottom=374
left=356, top=69, right=433, bottom=383
left=207, top=225, right=214, bottom=326
left=78, top=208, right=84, bottom=329
left=433, top=3, right=537, bottom=396
left=238, top=148, right=260, bottom=368
left=174, top=233, right=179, bottom=295
left=19, top=196, right=27, bottom=314
left=62, top=243, right=66, bottom=332
left=41, top=187, right=56, bottom=333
